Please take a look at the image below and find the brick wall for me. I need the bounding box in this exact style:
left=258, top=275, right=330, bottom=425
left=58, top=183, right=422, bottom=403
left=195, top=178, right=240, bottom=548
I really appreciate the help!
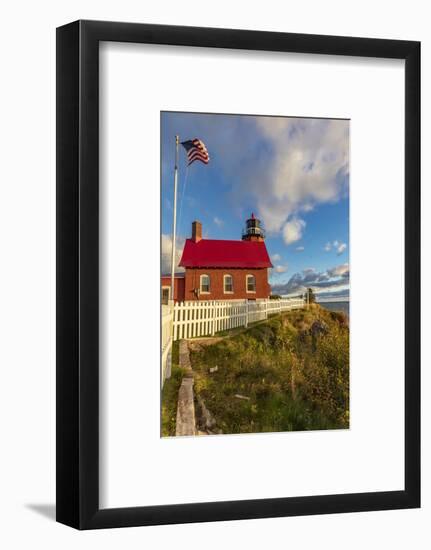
left=161, top=275, right=185, bottom=302
left=184, top=268, right=270, bottom=301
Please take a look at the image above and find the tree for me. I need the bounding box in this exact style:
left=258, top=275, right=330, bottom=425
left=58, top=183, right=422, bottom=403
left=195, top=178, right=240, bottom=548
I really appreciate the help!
left=306, top=287, right=316, bottom=304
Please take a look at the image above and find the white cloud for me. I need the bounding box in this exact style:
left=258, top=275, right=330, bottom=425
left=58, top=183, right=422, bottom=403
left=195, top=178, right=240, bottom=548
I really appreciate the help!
left=336, top=242, right=347, bottom=255
left=327, top=263, right=349, bottom=277
left=163, top=114, right=348, bottom=243
left=324, top=240, right=347, bottom=255
left=271, top=253, right=281, bottom=262
left=163, top=115, right=348, bottom=248
left=295, top=246, right=305, bottom=252
left=282, top=218, right=306, bottom=245
left=273, top=264, right=288, bottom=274
left=213, top=216, right=224, bottom=227
left=253, top=118, right=349, bottom=233
left=272, top=263, right=349, bottom=295
left=161, top=233, right=185, bottom=274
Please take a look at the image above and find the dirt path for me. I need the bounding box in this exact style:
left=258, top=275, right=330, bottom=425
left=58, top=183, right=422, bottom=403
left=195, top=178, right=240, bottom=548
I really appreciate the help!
left=175, top=340, right=195, bottom=436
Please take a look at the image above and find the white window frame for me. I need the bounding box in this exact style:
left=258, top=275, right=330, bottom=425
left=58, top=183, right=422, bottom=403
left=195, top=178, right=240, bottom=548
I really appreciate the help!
left=223, top=274, right=234, bottom=294
left=200, top=274, right=211, bottom=294
left=246, top=274, right=256, bottom=293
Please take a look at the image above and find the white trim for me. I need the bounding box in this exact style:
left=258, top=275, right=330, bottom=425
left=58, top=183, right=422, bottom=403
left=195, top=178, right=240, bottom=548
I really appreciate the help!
left=246, top=273, right=256, bottom=293
left=223, top=273, right=234, bottom=294
left=200, top=273, right=211, bottom=294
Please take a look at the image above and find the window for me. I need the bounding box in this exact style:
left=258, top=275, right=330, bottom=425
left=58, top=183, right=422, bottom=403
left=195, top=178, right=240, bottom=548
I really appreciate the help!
left=161, top=286, right=170, bottom=305
left=200, top=274, right=210, bottom=294
left=246, top=274, right=256, bottom=293
left=224, top=274, right=233, bottom=293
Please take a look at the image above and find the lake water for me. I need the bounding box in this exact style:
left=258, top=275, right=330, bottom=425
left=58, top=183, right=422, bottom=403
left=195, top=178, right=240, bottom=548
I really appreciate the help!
left=319, top=301, right=349, bottom=318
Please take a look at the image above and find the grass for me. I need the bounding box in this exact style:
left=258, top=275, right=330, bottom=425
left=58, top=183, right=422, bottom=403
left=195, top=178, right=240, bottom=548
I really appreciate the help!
left=190, top=304, right=349, bottom=434
left=161, top=341, right=184, bottom=437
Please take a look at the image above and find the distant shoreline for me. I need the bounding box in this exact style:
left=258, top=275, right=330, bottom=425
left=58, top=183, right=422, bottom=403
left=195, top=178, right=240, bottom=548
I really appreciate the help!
left=316, top=297, right=350, bottom=304
left=318, top=300, right=349, bottom=317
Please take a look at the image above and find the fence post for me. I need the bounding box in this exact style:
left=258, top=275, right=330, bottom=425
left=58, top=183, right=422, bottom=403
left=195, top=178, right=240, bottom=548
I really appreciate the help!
left=211, top=301, right=216, bottom=336
left=245, top=300, right=249, bottom=328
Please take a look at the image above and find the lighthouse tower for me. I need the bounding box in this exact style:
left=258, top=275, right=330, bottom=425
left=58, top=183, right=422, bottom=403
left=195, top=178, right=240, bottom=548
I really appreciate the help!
left=242, top=212, right=265, bottom=242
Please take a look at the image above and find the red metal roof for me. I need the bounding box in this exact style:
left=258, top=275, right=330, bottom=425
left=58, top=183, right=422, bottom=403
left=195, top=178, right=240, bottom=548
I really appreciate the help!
left=179, top=239, right=273, bottom=269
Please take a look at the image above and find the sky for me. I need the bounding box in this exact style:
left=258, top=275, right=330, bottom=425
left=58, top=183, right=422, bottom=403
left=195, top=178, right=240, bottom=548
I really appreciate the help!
left=161, top=111, right=349, bottom=298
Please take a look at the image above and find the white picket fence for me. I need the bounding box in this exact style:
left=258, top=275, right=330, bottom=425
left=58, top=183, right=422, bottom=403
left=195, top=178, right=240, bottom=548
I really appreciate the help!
left=172, top=297, right=305, bottom=341
left=161, top=297, right=305, bottom=385
left=161, top=304, right=174, bottom=386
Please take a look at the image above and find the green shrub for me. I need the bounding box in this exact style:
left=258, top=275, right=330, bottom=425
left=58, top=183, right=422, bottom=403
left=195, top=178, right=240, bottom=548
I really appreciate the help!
left=161, top=342, right=184, bottom=437
left=190, top=305, right=349, bottom=433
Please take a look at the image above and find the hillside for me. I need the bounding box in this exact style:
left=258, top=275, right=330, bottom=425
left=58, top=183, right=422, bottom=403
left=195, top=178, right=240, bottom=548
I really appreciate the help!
left=189, top=304, right=349, bottom=434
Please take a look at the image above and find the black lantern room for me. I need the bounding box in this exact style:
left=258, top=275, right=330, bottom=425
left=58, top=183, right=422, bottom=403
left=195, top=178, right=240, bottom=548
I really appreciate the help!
left=242, top=213, right=266, bottom=241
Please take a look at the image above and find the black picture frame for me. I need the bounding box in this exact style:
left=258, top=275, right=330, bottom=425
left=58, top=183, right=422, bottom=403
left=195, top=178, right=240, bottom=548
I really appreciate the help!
left=56, top=20, right=420, bottom=530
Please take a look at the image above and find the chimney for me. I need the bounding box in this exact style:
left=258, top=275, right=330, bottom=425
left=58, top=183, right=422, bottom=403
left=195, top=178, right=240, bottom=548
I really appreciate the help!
left=192, top=220, right=202, bottom=242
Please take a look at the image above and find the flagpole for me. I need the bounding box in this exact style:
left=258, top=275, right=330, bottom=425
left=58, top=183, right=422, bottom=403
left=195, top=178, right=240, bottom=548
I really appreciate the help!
left=170, top=135, right=179, bottom=304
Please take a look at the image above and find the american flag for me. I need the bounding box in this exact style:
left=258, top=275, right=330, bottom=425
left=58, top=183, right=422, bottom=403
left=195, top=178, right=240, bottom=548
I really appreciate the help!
left=181, top=138, right=210, bottom=166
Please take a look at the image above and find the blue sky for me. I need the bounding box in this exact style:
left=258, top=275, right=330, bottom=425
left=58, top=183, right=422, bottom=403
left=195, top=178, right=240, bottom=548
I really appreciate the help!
left=161, top=112, right=349, bottom=297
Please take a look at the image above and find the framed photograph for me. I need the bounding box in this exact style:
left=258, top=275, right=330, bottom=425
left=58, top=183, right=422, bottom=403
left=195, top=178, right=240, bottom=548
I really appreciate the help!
left=56, top=20, right=420, bottom=529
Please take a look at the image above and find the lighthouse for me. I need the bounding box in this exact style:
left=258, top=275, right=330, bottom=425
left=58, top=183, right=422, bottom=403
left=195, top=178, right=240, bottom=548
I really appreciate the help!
left=163, top=215, right=272, bottom=302
left=242, top=212, right=265, bottom=242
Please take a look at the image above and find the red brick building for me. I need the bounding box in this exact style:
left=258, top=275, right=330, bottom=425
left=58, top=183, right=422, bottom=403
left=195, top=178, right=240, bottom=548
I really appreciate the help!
left=162, top=214, right=273, bottom=303
left=161, top=273, right=185, bottom=304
